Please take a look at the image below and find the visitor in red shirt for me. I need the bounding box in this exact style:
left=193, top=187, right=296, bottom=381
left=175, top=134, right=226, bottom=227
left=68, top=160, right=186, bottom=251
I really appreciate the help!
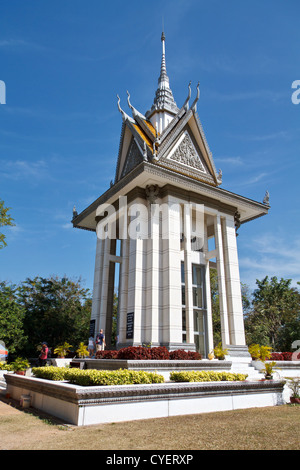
left=38, top=342, right=49, bottom=366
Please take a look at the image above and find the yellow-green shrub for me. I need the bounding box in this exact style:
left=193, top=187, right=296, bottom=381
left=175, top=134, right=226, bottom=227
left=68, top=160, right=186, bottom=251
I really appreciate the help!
left=32, top=366, right=164, bottom=385
left=170, top=370, right=248, bottom=382
left=32, top=366, right=67, bottom=381
left=64, top=368, right=164, bottom=386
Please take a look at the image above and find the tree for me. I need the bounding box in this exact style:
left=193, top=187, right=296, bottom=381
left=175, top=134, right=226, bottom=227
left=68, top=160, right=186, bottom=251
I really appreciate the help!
left=0, top=282, right=26, bottom=355
left=0, top=199, right=15, bottom=249
left=245, top=276, right=300, bottom=349
left=18, top=276, right=92, bottom=356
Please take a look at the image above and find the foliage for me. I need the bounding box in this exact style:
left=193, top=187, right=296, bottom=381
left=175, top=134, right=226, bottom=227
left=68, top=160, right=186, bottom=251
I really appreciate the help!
left=270, top=352, right=300, bottom=361
left=210, top=271, right=299, bottom=353
left=0, top=282, right=26, bottom=355
left=213, top=342, right=228, bottom=360
left=170, top=370, right=248, bottom=382
left=65, top=369, right=165, bottom=386
left=149, top=346, right=170, bottom=359
left=248, top=344, right=272, bottom=361
left=276, top=314, right=300, bottom=352
left=95, top=346, right=202, bottom=360
left=54, top=342, right=73, bottom=358
left=0, top=199, right=15, bottom=249
left=10, top=357, right=30, bottom=371
left=32, top=366, right=165, bottom=386
left=32, top=366, right=67, bottom=381
left=96, top=350, right=119, bottom=359
left=286, top=378, right=300, bottom=398
left=76, top=342, right=89, bottom=358
left=117, top=346, right=152, bottom=360
left=17, top=276, right=91, bottom=356
left=169, top=350, right=202, bottom=360
left=260, top=361, right=278, bottom=379
left=0, top=361, right=13, bottom=371
left=245, top=276, right=300, bottom=349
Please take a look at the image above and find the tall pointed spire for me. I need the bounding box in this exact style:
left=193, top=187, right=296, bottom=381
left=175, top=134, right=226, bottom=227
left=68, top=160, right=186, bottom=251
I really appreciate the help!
left=146, top=32, right=179, bottom=130
left=159, top=31, right=169, bottom=87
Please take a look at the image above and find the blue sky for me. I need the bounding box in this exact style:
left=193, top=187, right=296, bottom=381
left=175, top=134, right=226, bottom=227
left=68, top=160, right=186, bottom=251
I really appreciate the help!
left=0, top=0, right=299, bottom=294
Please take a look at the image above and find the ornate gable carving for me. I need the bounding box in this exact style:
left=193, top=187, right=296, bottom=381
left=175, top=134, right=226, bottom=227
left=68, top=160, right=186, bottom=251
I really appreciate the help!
left=168, top=130, right=206, bottom=173
left=121, top=138, right=143, bottom=178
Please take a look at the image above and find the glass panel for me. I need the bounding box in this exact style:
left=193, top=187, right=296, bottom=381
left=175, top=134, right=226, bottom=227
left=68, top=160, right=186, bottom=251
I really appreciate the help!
left=193, top=309, right=199, bottom=331
left=194, top=335, right=200, bottom=353
left=181, top=286, right=185, bottom=306
left=181, top=262, right=185, bottom=284
left=182, top=309, right=186, bottom=331
left=196, top=333, right=205, bottom=357
left=193, top=309, right=206, bottom=357
left=192, top=265, right=202, bottom=286
left=193, top=286, right=203, bottom=308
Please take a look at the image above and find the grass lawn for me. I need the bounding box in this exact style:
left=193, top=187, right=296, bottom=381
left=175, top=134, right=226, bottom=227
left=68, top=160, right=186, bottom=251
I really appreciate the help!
left=0, top=397, right=299, bottom=450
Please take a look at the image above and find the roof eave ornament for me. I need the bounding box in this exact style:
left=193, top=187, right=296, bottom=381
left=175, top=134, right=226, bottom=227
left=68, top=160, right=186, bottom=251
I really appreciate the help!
left=183, top=81, right=192, bottom=111
left=127, top=90, right=147, bottom=120
left=263, top=190, right=270, bottom=206
left=117, top=94, right=132, bottom=122
left=191, top=82, right=200, bottom=112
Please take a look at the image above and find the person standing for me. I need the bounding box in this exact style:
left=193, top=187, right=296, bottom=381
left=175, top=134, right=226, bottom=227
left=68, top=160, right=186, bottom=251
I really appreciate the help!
left=96, top=329, right=106, bottom=352
left=38, top=342, right=49, bottom=366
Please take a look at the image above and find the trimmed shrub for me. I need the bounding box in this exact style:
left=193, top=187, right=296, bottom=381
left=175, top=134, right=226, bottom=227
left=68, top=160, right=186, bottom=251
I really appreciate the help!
left=95, top=347, right=202, bottom=360
left=95, top=350, right=118, bottom=359
left=147, top=346, right=170, bottom=360
left=117, top=346, right=152, bottom=360
left=170, top=370, right=248, bottom=382
left=65, top=368, right=164, bottom=386
left=32, top=366, right=67, bottom=381
left=0, top=362, right=13, bottom=371
left=270, top=352, right=300, bottom=361
left=32, top=366, right=164, bottom=386
left=169, top=350, right=202, bottom=360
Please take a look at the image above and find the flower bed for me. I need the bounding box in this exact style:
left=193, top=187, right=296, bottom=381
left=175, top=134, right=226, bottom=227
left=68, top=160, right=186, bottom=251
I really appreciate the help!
left=270, top=352, right=300, bottom=361
left=170, top=371, right=248, bottom=382
left=32, top=366, right=164, bottom=386
left=96, top=346, right=202, bottom=360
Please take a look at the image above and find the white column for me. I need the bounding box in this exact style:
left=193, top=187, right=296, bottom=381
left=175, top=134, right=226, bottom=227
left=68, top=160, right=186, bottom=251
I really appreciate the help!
left=214, top=214, right=230, bottom=346
left=126, top=199, right=147, bottom=345
left=117, top=238, right=129, bottom=345
left=222, top=215, right=246, bottom=346
left=183, top=203, right=194, bottom=346
left=161, top=195, right=182, bottom=347
left=204, top=222, right=214, bottom=354
left=145, top=203, right=160, bottom=345
left=91, top=236, right=104, bottom=335
left=98, top=236, right=111, bottom=334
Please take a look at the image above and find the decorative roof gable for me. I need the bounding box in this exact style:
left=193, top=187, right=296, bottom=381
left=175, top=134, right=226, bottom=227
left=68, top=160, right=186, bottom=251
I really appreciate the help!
left=114, top=33, right=222, bottom=187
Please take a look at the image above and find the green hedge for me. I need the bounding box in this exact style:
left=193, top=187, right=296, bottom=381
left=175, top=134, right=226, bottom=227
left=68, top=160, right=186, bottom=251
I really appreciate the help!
left=32, top=366, right=164, bottom=386
left=170, top=371, right=248, bottom=382
left=32, top=366, right=67, bottom=381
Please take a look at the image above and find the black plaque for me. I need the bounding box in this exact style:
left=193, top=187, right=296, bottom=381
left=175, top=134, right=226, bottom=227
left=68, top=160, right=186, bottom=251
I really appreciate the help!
left=126, top=312, right=134, bottom=339
left=89, top=319, right=95, bottom=337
